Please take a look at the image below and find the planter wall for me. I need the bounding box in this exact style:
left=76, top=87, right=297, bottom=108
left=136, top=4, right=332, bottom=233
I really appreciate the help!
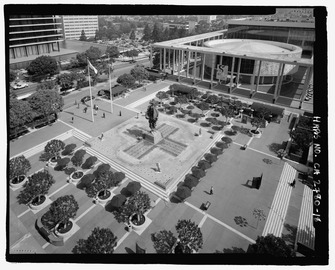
left=54, top=219, right=75, bottom=238
left=10, top=175, right=28, bottom=188
left=249, top=130, right=262, bottom=138
left=69, top=170, right=84, bottom=183
left=29, top=195, right=49, bottom=211
left=129, top=213, right=146, bottom=231
left=95, top=189, right=112, bottom=204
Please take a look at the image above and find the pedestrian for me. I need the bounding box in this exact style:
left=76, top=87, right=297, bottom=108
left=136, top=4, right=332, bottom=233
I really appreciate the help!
left=100, top=133, right=104, bottom=141
left=136, top=113, right=139, bottom=119
left=102, top=112, right=105, bottom=118
left=71, top=117, right=74, bottom=123
left=77, top=103, right=80, bottom=109
left=119, top=111, right=122, bottom=116
left=291, top=179, right=296, bottom=188
left=210, top=186, right=214, bottom=195
left=84, top=107, right=87, bottom=113
left=93, top=104, right=96, bottom=110
left=96, top=105, right=99, bottom=111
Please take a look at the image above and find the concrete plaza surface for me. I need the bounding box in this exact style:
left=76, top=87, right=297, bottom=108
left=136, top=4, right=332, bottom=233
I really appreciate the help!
left=9, top=78, right=310, bottom=255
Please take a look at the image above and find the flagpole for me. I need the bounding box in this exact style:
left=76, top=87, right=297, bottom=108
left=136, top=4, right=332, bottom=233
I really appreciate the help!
left=88, top=60, right=95, bottom=122
left=109, top=54, right=113, bottom=114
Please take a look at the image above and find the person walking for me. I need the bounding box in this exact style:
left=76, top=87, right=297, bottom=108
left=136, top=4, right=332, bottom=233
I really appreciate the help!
left=102, top=112, right=105, bottom=118
left=119, top=111, right=122, bottom=116
left=84, top=107, right=87, bottom=113
left=210, top=186, right=214, bottom=195
left=96, top=105, right=99, bottom=111
left=291, top=179, right=296, bottom=188
left=100, top=133, right=104, bottom=141
left=71, top=117, right=74, bottom=123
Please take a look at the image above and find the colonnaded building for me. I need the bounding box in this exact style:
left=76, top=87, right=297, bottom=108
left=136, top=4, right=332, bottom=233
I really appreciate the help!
left=150, top=19, right=314, bottom=111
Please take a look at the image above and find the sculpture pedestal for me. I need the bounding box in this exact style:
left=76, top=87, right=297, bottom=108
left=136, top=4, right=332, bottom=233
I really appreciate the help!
left=143, top=130, right=163, bottom=144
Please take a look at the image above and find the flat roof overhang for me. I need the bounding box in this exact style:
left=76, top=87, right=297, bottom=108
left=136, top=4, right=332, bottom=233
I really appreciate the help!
left=152, top=43, right=313, bottom=67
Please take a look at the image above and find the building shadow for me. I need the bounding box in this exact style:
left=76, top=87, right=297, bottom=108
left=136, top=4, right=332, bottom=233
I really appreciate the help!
left=125, top=247, right=135, bottom=254
left=241, top=179, right=254, bottom=189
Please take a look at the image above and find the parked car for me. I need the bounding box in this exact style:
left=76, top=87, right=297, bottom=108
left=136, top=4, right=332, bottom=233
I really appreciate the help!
left=81, top=95, right=96, bottom=103
left=12, top=82, right=28, bottom=89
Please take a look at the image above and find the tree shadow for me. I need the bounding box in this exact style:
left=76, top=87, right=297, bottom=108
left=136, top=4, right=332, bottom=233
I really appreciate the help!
left=282, top=223, right=297, bottom=249
left=234, top=216, right=249, bottom=227
left=188, top=118, right=196, bottom=123
left=224, top=130, right=237, bottom=136
left=200, top=122, right=211, bottom=127
left=268, top=142, right=285, bottom=154
left=120, top=187, right=132, bottom=197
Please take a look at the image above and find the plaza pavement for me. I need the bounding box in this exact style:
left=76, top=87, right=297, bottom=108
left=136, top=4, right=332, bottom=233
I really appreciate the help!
left=9, top=79, right=310, bottom=254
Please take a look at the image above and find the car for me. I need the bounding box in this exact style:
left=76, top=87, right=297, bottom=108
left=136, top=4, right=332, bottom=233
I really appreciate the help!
left=81, top=95, right=96, bottom=103
left=129, top=60, right=137, bottom=64
left=12, top=82, right=28, bottom=89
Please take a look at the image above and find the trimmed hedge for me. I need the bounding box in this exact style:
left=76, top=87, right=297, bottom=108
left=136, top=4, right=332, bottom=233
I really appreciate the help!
left=221, top=137, right=233, bottom=144
left=81, top=156, right=98, bottom=169
left=204, top=153, right=218, bottom=164
left=211, top=147, right=223, bottom=156
left=184, top=177, right=199, bottom=189
left=54, top=157, right=70, bottom=171
left=93, top=163, right=111, bottom=178
left=191, top=167, right=206, bottom=179
left=61, top=143, right=77, bottom=156
left=71, top=149, right=86, bottom=167
left=114, top=171, right=126, bottom=184
left=198, top=160, right=211, bottom=171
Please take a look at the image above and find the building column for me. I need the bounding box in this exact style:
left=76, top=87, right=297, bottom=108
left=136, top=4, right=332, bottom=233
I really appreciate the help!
left=163, top=48, right=166, bottom=73
left=255, top=60, right=262, bottom=93
left=193, top=51, right=197, bottom=85
left=273, top=63, right=283, bottom=103
left=299, top=66, right=313, bottom=109
left=25, top=46, right=28, bottom=57
left=178, top=50, right=181, bottom=81
left=159, top=48, right=162, bottom=70
left=210, top=54, right=215, bottom=89
left=277, top=63, right=286, bottom=98
left=172, top=49, right=176, bottom=74
left=36, top=45, right=40, bottom=55
left=229, top=56, right=236, bottom=93
left=150, top=46, right=153, bottom=67
left=249, top=64, right=256, bottom=98
left=186, top=51, right=190, bottom=78
left=181, top=50, right=184, bottom=78
left=236, top=57, right=242, bottom=86
left=201, top=53, right=206, bottom=80
left=168, top=49, right=171, bottom=69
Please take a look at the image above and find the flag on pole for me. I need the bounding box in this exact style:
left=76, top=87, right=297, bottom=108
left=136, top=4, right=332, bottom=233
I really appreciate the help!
left=87, top=59, right=98, bottom=74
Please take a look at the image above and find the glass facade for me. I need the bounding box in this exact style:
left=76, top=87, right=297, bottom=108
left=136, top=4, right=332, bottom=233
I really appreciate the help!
left=9, top=15, right=63, bottom=59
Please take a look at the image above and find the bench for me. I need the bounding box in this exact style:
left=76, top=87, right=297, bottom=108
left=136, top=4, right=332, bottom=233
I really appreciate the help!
left=203, top=201, right=211, bottom=210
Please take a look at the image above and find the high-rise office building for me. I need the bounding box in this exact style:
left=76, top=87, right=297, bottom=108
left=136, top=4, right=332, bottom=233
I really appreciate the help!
left=61, top=15, right=98, bottom=40
left=9, top=15, right=63, bottom=60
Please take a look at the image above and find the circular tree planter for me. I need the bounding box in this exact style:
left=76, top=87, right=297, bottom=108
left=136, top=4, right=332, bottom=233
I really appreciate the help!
left=10, top=175, right=28, bottom=188
left=54, top=219, right=74, bottom=238
left=29, top=194, right=48, bottom=211
left=249, top=130, right=262, bottom=138
left=129, top=213, right=146, bottom=231
left=69, top=170, right=84, bottom=183
left=48, top=156, right=61, bottom=168
left=95, top=189, right=112, bottom=204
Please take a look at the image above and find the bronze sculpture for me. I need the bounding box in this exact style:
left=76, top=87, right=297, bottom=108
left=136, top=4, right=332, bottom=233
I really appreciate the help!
left=145, top=100, right=159, bottom=132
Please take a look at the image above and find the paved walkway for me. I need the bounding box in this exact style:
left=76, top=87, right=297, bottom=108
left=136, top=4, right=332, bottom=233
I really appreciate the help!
left=262, top=162, right=296, bottom=237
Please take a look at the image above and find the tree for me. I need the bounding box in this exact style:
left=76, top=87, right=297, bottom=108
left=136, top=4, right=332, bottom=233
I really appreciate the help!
left=117, top=73, right=135, bottom=89
left=206, top=94, right=219, bottom=106
left=290, top=128, right=313, bottom=150
left=9, top=98, right=33, bottom=135
left=220, top=106, right=235, bottom=124
left=105, top=45, right=120, bottom=60
left=72, top=227, right=117, bottom=254
left=124, top=49, right=139, bottom=61
left=176, top=219, right=203, bottom=253
left=9, top=155, right=31, bottom=180
left=156, top=91, right=169, bottom=105
left=56, top=73, right=75, bottom=91
left=27, top=55, right=58, bottom=77
left=85, top=170, right=117, bottom=198
left=248, top=234, right=296, bottom=257
left=142, top=24, right=152, bottom=41
left=113, top=191, right=151, bottom=223
left=17, top=170, right=55, bottom=205
left=196, top=20, right=211, bottom=34
left=151, top=230, right=177, bottom=253
left=130, top=65, right=149, bottom=85
left=129, top=30, right=136, bottom=40
left=28, top=89, right=64, bottom=123
left=79, top=29, right=87, bottom=41
left=40, top=139, right=66, bottom=161
left=197, top=102, right=210, bottom=115
left=71, top=149, right=86, bottom=167
left=251, top=117, right=266, bottom=133
left=10, top=69, right=17, bottom=82
left=36, top=80, right=57, bottom=91
left=85, top=46, right=102, bottom=64
left=151, top=22, right=163, bottom=42
left=120, top=22, right=132, bottom=34
left=174, top=95, right=188, bottom=110
left=253, top=208, right=266, bottom=229
left=48, top=195, right=79, bottom=228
